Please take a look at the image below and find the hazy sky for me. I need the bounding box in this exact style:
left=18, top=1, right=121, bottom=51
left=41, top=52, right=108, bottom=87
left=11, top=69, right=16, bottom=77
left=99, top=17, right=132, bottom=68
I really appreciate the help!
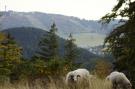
left=0, top=0, right=117, bottom=20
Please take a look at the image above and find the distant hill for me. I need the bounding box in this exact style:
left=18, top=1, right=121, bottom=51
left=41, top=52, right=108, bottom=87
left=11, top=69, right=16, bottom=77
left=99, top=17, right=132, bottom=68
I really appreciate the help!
left=2, top=27, right=98, bottom=63
left=3, top=27, right=47, bottom=58
left=0, top=11, right=122, bottom=48
left=0, top=11, right=120, bottom=37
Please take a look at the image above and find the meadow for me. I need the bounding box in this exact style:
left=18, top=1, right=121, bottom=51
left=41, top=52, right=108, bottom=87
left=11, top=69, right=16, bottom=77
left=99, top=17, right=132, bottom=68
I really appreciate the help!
left=73, top=33, right=106, bottom=47
left=0, top=77, right=112, bottom=89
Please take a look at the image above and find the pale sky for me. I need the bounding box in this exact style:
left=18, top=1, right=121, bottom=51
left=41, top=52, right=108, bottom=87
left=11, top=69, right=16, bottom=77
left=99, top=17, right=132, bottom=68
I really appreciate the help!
left=0, top=0, right=117, bottom=20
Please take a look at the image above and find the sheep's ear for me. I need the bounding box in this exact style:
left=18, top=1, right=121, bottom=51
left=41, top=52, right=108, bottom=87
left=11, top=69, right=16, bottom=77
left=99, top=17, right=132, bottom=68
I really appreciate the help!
left=77, top=75, right=81, bottom=77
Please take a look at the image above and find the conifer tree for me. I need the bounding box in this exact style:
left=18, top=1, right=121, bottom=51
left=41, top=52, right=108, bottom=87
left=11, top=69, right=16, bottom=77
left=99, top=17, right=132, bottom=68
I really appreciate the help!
left=37, top=23, right=66, bottom=75
left=38, top=22, right=59, bottom=61
left=64, top=33, right=78, bottom=70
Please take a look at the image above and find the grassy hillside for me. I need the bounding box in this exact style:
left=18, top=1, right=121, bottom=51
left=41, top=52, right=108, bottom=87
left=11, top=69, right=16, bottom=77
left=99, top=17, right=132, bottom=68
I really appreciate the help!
left=73, top=33, right=106, bottom=47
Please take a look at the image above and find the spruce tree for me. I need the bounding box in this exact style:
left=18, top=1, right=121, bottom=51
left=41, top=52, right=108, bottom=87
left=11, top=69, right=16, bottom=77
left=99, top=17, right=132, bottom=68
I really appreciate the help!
left=37, top=23, right=66, bottom=75
left=38, top=22, right=59, bottom=61
left=64, top=33, right=78, bottom=70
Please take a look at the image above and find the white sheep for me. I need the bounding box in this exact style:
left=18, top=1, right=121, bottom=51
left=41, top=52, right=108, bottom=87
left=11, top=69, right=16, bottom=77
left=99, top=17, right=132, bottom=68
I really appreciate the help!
left=65, top=68, right=90, bottom=86
left=106, top=71, right=132, bottom=89
left=65, top=71, right=75, bottom=85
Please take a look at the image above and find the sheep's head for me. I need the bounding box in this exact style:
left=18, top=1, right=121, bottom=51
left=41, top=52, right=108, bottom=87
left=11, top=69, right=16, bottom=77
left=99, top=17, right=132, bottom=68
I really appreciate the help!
left=69, top=75, right=74, bottom=82
left=73, top=74, right=81, bottom=82
left=122, top=82, right=132, bottom=89
left=126, top=83, right=132, bottom=89
left=68, top=74, right=81, bottom=83
left=105, top=76, right=110, bottom=81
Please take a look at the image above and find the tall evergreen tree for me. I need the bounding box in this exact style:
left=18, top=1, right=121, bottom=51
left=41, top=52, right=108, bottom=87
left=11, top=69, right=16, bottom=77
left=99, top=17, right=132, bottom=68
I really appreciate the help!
left=64, top=33, right=78, bottom=70
left=36, top=23, right=67, bottom=75
left=38, top=22, right=59, bottom=61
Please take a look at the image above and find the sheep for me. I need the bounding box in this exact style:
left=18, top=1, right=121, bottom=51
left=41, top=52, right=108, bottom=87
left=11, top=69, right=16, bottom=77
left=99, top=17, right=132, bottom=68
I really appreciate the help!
left=106, top=71, right=132, bottom=89
left=65, top=68, right=90, bottom=87
left=65, top=71, right=75, bottom=85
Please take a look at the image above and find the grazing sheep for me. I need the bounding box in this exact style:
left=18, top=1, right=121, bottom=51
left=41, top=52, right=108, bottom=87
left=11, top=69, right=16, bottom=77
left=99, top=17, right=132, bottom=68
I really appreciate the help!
left=65, top=68, right=90, bottom=86
left=106, top=71, right=132, bottom=89
left=65, top=71, right=75, bottom=85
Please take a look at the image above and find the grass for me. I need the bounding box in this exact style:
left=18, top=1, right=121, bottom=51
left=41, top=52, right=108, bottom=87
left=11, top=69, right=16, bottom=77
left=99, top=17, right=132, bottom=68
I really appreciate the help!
left=73, top=33, right=106, bottom=47
left=0, top=77, right=112, bottom=89
left=61, top=33, right=106, bottom=48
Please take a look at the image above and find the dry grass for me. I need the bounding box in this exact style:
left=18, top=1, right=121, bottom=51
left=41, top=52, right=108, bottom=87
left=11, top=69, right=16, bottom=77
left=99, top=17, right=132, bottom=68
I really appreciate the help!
left=0, top=77, right=112, bottom=89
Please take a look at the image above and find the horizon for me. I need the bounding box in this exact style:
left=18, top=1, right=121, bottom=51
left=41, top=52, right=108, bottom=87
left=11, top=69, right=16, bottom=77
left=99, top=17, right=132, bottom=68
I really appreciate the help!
left=1, top=10, right=103, bottom=21
left=0, top=0, right=117, bottom=20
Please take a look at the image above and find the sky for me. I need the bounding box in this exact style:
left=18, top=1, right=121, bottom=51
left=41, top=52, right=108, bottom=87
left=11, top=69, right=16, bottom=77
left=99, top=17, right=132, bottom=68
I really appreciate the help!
left=0, top=0, right=117, bottom=20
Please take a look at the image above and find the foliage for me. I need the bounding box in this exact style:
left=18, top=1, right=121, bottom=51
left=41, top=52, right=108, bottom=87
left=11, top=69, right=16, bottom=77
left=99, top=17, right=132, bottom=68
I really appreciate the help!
left=36, top=23, right=68, bottom=76
left=64, top=33, right=78, bottom=70
left=0, top=75, right=10, bottom=84
left=46, top=58, right=66, bottom=76
left=0, top=33, right=22, bottom=63
left=38, top=22, right=59, bottom=61
left=0, top=32, right=22, bottom=83
left=93, top=60, right=112, bottom=79
left=101, top=0, right=135, bottom=88
left=101, top=0, right=135, bottom=23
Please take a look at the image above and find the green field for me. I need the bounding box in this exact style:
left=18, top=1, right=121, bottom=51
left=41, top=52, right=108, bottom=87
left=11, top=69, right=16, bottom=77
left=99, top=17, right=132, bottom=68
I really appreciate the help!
left=73, top=33, right=106, bottom=47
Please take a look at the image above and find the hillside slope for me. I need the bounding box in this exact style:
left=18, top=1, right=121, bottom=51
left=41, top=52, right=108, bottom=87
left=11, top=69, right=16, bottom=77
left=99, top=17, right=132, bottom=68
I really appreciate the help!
left=0, top=11, right=119, bottom=36
left=2, top=27, right=98, bottom=63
